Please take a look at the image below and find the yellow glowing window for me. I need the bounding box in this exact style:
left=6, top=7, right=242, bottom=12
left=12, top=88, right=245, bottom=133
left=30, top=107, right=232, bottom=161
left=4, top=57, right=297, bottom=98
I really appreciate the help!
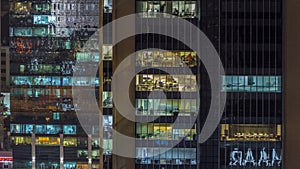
left=63, top=137, right=77, bottom=146
left=154, top=124, right=172, bottom=133
left=11, top=136, right=31, bottom=145
left=14, top=2, right=31, bottom=13
left=92, top=150, right=100, bottom=158
left=76, top=163, right=89, bottom=169
left=36, top=137, right=60, bottom=145
left=220, top=124, right=282, bottom=141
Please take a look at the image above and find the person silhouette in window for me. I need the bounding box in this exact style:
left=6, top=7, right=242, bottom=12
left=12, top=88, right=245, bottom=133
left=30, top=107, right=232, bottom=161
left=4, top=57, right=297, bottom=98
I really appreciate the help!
left=160, top=3, right=166, bottom=13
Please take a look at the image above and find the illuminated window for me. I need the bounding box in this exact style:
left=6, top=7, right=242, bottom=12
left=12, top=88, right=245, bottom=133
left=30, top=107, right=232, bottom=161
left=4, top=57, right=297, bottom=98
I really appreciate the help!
left=103, top=139, right=112, bottom=155
left=11, top=76, right=61, bottom=86
left=63, top=137, right=77, bottom=146
left=222, top=76, right=281, bottom=92
left=33, top=3, right=50, bottom=13
left=103, top=115, right=112, bottom=139
left=63, top=125, right=76, bottom=134
left=33, top=27, right=49, bottom=36
left=136, top=123, right=196, bottom=140
left=70, top=77, right=99, bottom=86
left=77, top=150, right=88, bottom=158
left=173, top=125, right=197, bottom=140
left=33, top=15, right=56, bottom=25
left=225, top=147, right=282, bottom=167
left=220, top=124, right=282, bottom=141
left=104, top=0, right=112, bottom=13
left=92, top=138, right=99, bottom=148
left=136, top=1, right=197, bottom=18
left=12, top=28, right=32, bottom=36
left=35, top=124, right=61, bottom=134
left=136, top=148, right=196, bottom=165
left=53, top=112, right=60, bottom=120
left=36, top=137, right=60, bottom=146
left=10, top=124, right=34, bottom=134
left=92, top=150, right=100, bottom=159
left=136, top=50, right=197, bottom=67
left=76, top=53, right=90, bottom=62
left=76, top=52, right=99, bottom=62
left=136, top=99, right=196, bottom=116
left=103, top=92, right=112, bottom=108
left=10, top=124, right=23, bottom=134
left=11, top=76, right=98, bottom=87
left=136, top=74, right=197, bottom=92
left=12, top=2, right=32, bottom=14
left=11, top=137, right=31, bottom=145
left=63, top=162, right=76, bottom=169
left=103, top=45, right=113, bottom=60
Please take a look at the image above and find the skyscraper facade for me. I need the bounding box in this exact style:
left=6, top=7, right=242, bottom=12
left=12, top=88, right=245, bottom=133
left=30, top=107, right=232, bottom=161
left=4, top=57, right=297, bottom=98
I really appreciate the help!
left=131, top=0, right=283, bottom=169
left=7, top=0, right=283, bottom=169
left=9, top=0, right=113, bottom=168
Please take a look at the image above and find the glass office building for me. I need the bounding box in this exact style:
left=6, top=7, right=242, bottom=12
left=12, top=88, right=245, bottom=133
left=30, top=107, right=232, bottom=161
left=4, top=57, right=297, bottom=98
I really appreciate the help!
left=9, top=0, right=113, bottom=168
left=7, top=0, right=283, bottom=168
left=133, top=0, right=283, bottom=169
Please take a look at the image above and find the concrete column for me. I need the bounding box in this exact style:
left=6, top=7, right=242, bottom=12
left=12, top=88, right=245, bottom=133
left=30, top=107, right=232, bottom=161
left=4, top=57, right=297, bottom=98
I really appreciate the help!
left=112, top=0, right=136, bottom=168
left=31, top=134, right=36, bottom=169
left=99, top=0, right=103, bottom=169
left=60, top=134, right=64, bottom=169
left=88, top=134, right=92, bottom=169
left=285, top=0, right=300, bottom=168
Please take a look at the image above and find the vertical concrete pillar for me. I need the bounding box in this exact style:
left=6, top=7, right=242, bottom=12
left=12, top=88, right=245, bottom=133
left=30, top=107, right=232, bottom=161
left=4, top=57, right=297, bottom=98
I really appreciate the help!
left=32, top=134, right=36, bottom=169
left=88, top=134, right=92, bottom=169
left=112, top=0, right=136, bottom=168
left=60, top=134, right=64, bottom=169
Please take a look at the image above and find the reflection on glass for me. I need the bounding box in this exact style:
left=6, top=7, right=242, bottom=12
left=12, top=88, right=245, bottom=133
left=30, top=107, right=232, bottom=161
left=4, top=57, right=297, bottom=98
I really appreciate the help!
left=136, top=50, right=197, bottom=67
left=136, top=74, right=197, bottom=92
left=222, top=76, right=281, bottom=92
left=220, top=124, right=282, bottom=141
